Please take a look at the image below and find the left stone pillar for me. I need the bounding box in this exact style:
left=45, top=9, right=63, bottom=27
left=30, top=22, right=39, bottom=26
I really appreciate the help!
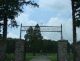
left=0, top=39, right=6, bottom=61
left=15, top=40, right=25, bottom=61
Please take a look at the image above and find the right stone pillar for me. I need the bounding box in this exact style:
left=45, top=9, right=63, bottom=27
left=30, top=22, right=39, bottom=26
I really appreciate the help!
left=58, top=40, right=68, bottom=61
left=75, top=44, right=80, bottom=61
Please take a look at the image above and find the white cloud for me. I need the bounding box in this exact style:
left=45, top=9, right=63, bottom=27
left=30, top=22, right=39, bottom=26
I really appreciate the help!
left=42, top=17, right=73, bottom=43
left=7, top=32, right=19, bottom=38
left=15, top=13, right=37, bottom=26
left=8, top=13, right=37, bottom=39
left=7, top=0, right=80, bottom=43
left=46, top=17, right=64, bottom=26
left=39, top=0, right=71, bottom=12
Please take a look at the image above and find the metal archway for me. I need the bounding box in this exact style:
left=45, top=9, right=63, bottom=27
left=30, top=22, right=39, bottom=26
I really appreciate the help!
left=20, top=24, right=63, bottom=40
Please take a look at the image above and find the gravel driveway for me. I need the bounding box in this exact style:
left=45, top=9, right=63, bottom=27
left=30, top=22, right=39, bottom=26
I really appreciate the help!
left=30, top=55, right=51, bottom=61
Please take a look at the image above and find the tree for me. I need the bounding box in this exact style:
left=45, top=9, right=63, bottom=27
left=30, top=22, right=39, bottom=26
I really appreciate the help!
left=42, top=39, right=58, bottom=53
left=71, top=0, right=80, bottom=61
left=33, top=24, right=43, bottom=53
left=0, top=0, right=39, bottom=38
left=71, top=0, right=80, bottom=44
left=33, top=24, right=43, bottom=40
left=24, top=24, right=43, bottom=55
left=24, top=26, right=34, bottom=52
left=24, top=26, right=34, bottom=41
left=75, top=1, right=80, bottom=27
left=0, top=0, right=38, bottom=61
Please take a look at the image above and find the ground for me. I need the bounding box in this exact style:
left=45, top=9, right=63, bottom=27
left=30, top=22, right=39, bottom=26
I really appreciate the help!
left=30, top=55, right=51, bottom=61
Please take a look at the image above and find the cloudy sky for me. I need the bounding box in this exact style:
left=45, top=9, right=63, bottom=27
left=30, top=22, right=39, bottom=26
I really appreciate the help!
left=7, top=0, right=80, bottom=43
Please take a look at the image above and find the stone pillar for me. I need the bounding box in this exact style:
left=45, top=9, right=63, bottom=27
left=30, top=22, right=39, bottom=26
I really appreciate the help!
left=58, top=40, right=68, bottom=61
left=15, top=40, right=25, bottom=61
left=0, top=39, right=6, bottom=61
left=75, top=44, right=80, bottom=61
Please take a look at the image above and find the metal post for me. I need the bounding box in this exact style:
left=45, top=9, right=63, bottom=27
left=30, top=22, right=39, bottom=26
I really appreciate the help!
left=20, top=24, right=22, bottom=39
left=61, top=24, right=63, bottom=40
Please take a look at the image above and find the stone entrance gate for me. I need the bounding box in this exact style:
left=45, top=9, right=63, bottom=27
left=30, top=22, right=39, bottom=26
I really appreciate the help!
left=15, top=24, right=69, bottom=61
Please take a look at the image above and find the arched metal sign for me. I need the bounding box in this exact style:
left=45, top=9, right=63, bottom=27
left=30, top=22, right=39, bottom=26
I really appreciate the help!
left=20, top=24, right=63, bottom=40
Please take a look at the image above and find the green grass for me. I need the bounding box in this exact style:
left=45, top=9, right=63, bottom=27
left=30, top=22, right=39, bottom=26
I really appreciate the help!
left=5, top=53, right=34, bottom=61
left=25, top=53, right=35, bottom=61
left=25, top=53, right=45, bottom=61
left=5, top=53, right=15, bottom=61
left=48, top=53, right=57, bottom=61
left=48, top=53, right=74, bottom=61
left=68, top=53, right=73, bottom=61
left=5, top=53, right=57, bottom=61
left=5, top=53, right=73, bottom=61
left=25, top=53, right=58, bottom=61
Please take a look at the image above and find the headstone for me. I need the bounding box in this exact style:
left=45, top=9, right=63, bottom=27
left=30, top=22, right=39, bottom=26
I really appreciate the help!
left=58, top=40, right=68, bottom=61
left=15, top=40, right=25, bottom=61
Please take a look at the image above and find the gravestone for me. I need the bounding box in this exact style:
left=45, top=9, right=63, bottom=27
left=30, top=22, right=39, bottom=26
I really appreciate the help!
left=15, top=40, right=25, bottom=61
left=58, top=40, right=68, bottom=61
left=76, top=44, right=80, bottom=61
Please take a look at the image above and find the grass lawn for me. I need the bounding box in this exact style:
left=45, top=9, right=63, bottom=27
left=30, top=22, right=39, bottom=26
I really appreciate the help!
left=5, top=53, right=73, bottom=61
left=48, top=53, right=57, bottom=61
left=5, top=53, right=15, bottom=61
left=48, top=53, right=73, bottom=61
left=5, top=53, right=41, bottom=61
left=25, top=53, right=58, bottom=61
left=25, top=53, right=35, bottom=61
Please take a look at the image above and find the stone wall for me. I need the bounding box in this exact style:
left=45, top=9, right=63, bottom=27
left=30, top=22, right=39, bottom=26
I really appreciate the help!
left=58, top=40, right=68, bottom=61
left=15, top=40, right=25, bottom=61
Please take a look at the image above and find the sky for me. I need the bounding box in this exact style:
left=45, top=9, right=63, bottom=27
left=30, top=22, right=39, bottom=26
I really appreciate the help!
left=7, top=0, right=80, bottom=43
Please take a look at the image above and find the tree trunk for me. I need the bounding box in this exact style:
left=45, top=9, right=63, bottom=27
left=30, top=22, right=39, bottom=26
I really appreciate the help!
left=3, top=16, right=7, bottom=39
left=0, top=16, right=7, bottom=61
left=71, top=0, right=77, bottom=61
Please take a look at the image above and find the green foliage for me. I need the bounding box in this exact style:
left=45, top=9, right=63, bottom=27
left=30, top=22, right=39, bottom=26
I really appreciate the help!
left=0, top=0, right=39, bottom=38
left=24, top=26, right=34, bottom=41
left=33, top=24, right=43, bottom=40
left=72, top=0, right=80, bottom=27
left=42, top=40, right=58, bottom=53
left=32, top=24, right=43, bottom=53
left=0, top=0, right=39, bottom=21
left=5, top=53, right=15, bottom=61
left=6, top=38, right=16, bottom=53
left=24, top=24, right=58, bottom=54
left=25, top=24, right=43, bottom=55
left=25, top=53, right=35, bottom=61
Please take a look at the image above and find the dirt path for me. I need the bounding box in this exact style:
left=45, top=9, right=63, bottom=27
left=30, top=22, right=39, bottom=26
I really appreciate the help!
left=30, top=55, right=51, bottom=61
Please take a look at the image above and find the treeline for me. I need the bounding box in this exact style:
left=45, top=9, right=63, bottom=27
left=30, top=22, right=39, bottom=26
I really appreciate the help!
left=24, top=24, right=58, bottom=54
left=6, top=24, right=78, bottom=54
left=6, top=38, right=80, bottom=54
left=6, top=38, right=58, bottom=53
left=25, top=39, right=58, bottom=53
